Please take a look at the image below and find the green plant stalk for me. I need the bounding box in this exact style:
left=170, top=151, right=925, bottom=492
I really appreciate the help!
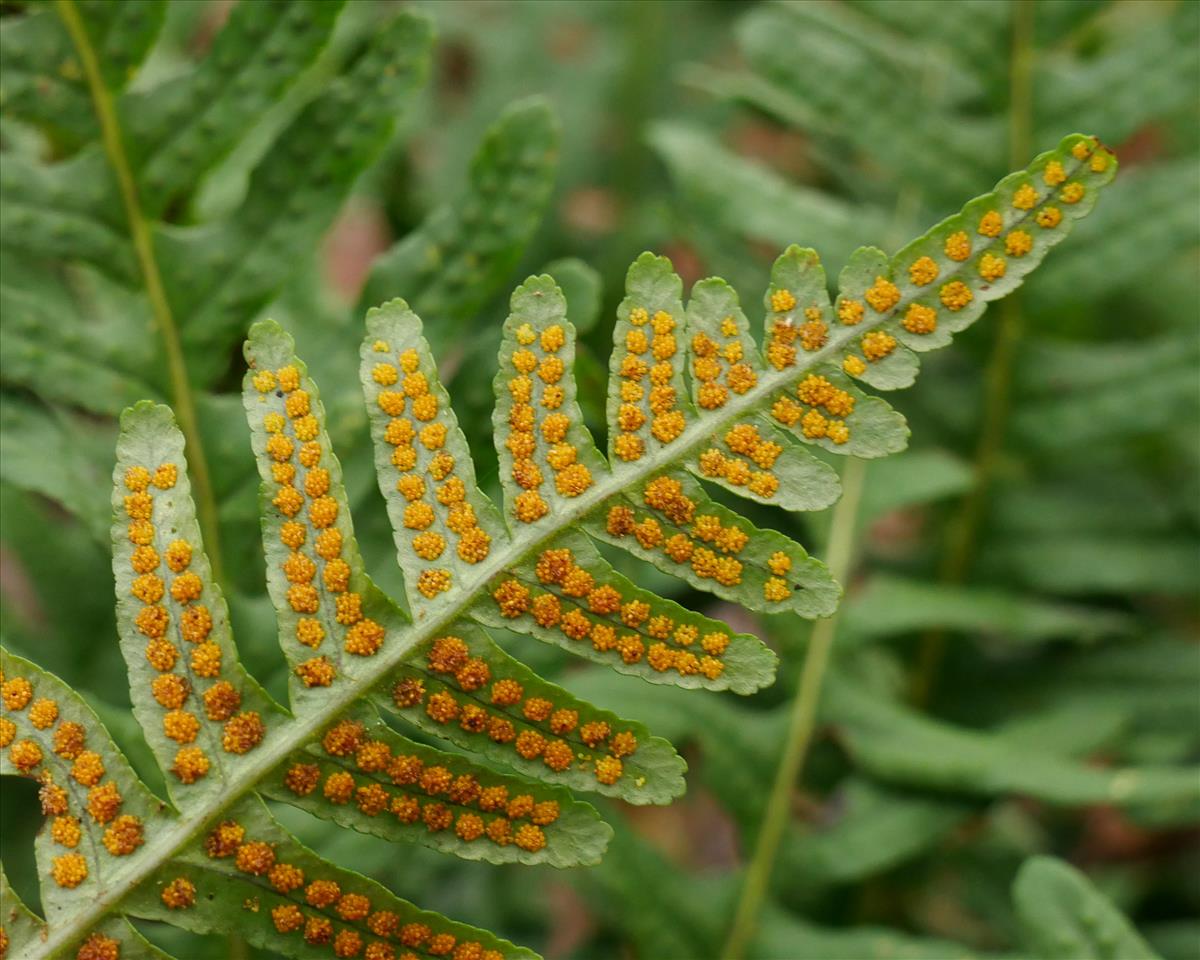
left=721, top=456, right=867, bottom=960
left=56, top=0, right=226, bottom=585
left=911, top=0, right=1035, bottom=705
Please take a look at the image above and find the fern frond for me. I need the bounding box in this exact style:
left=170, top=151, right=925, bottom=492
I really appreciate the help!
left=165, top=11, right=433, bottom=379
left=253, top=317, right=686, bottom=805
left=1, top=649, right=170, bottom=934
left=261, top=708, right=612, bottom=868
left=120, top=0, right=344, bottom=218
left=1, top=134, right=1118, bottom=959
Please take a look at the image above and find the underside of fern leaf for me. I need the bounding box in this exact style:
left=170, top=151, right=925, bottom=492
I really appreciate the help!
left=0, top=133, right=1116, bottom=959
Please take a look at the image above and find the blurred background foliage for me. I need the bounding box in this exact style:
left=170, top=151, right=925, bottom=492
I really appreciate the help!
left=1, top=1, right=1198, bottom=958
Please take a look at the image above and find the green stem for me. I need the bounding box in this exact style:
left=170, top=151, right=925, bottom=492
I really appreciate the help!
left=721, top=457, right=867, bottom=960
left=910, top=0, right=1035, bottom=706
left=56, top=0, right=225, bottom=585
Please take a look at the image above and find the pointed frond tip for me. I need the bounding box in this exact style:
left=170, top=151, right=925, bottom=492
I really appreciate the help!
left=3, top=132, right=1113, bottom=960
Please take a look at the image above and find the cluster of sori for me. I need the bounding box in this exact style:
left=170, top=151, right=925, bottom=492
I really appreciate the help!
left=491, top=546, right=731, bottom=680
left=65, top=931, right=126, bottom=960
left=390, top=636, right=635, bottom=787
left=769, top=374, right=856, bottom=446
left=765, top=287, right=829, bottom=371
left=253, top=364, right=385, bottom=688
left=688, top=315, right=760, bottom=412
left=281, top=719, right=561, bottom=854
left=201, top=820, right=503, bottom=960
left=610, top=475, right=744, bottom=588
left=122, top=462, right=264, bottom=783
left=368, top=340, right=493, bottom=596
left=696, top=420, right=783, bottom=498
left=2, top=670, right=142, bottom=891
left=610, top=306, right=693, bottom=463
left=501, top=322, right=594, bottom=523
left=762, top=289, right=856, bottom=446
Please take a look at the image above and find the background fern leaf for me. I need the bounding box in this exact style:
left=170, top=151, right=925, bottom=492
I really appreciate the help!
left=1014, top=856, right=1163, bottom=960
left=358, top=98, right=562, bottom=359
left=0, top=0, right=166, bottom=148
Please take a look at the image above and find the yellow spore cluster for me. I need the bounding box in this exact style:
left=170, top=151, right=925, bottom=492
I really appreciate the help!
left=902, top=304, right=937, bottom=335
left=258, top=363, right=387, bottom=676
left=766, top=290, right=831, bottom=371
left=372, top=346, right=492, bottom=588
left=697, top=421, right=782, bottom=500
left=691, top=318, right=759, bottom=411
left=978, top=253, right=1007, bottom=281
left=613, top=306, right=687, bottom=461
left=978, top=210, right=1004, bottom=238
left=75, top=933, right=121, bottom=959
left=861, top=331, right=897, bottom=362
left=284, top=719, right=563, bottom=853
left=494, top=547, right=730, bottom=681
left=205, top=819, right=505, bottom=959
left=505, top=322, right=592, bottom=520
left=944, top=231, right=971, bottom=262
left=602, top=476, right=768, bottom=608
left=161, top=876, right=197, bottom=909
left=125, top=462, right=266, bottom=777
left=864, top=276, right=901, bottom=314
left=908, top=256, right=939, bottom=286
left=939, top=281, right=974, bottom=312
left=837, top=298, right=865, bottom=326
left=388, top=634, right=637, bottom=787
left=770, top=375, right=854, bottom=446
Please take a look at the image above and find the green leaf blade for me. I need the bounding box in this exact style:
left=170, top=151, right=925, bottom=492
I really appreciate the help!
left=124, top=0, right=345, bottom=219
left=492, top=273, right=609, bottom=532
left=0, top=649, right=170, bottom=927
left=242, top=321, right=412, bottom=707
left=359, top=96, right=561, bottom=344
left=171, top=10, right=435, bottom=381
left=111, top=402, right=283, bottom=808
left=588, top=471, right=841, bottom=618
left=376, top=620, right=687, bottom=805
left=686, top=275, right=842, bottom=513
left=262, top=708, right=612, bottom=868
left=126, top=797, right=540, bottom=960
left=475, top=530, right=777, bottom=694
left=1014, top=856, right=1162, bottom=960
left=826, top=672, right=1200, bottom=812
left=0, top=0, right=165, bottom=148
left=360, top=300, right=508, bottom=611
